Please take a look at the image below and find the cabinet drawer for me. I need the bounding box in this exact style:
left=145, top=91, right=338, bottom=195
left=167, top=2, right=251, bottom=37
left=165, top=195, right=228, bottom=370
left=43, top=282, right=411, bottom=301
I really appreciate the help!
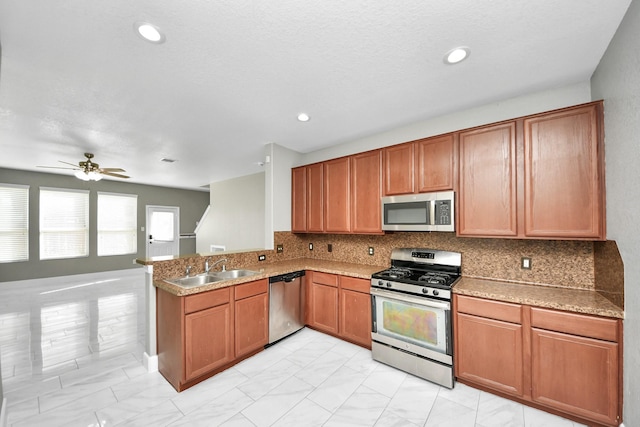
left=340, top=276, right=370, bottom=293
left=456, top=295, right=522, bottom=324
left=235, top=279, right=268, bottom=300
left=531, top=307, right=619, bottom=342
left=311, top=271, right=338, bottom=287
left=185, top=287, right=230, bottom=314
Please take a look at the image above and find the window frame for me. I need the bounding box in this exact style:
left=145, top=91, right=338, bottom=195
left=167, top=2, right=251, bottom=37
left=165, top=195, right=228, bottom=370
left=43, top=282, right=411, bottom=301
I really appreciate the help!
left=97, top=191, right=138, bottom=257
left=39, top=187, right=90, bottom=260
left=0, top=183, right=30, bottom=263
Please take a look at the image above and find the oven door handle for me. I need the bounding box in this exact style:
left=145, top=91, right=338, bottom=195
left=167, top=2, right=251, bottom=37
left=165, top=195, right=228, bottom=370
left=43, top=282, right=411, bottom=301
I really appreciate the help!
left=370, top=288, right=450, bottom=310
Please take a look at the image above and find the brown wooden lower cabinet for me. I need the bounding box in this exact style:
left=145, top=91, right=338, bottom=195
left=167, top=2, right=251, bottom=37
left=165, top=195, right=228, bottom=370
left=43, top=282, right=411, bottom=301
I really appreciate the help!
left=157, top=278, right=268, bottom=392
left=234, top=279, right=269, bottom=358
left=454, top=294, right=622, bottom=427
left=307, top=271, right=372, bottom=348
left=455, top=312, right=524, bottom=397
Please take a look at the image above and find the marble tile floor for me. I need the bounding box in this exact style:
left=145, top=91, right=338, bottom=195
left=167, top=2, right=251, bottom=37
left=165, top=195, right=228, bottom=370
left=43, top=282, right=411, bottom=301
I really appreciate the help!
left=0, top=270, right=587, bottom=427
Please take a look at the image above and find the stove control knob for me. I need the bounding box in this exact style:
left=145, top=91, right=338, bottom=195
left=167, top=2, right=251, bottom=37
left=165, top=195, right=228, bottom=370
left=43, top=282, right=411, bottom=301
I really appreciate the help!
left=377, top=280, right=384, bottom=287
left=422, top=288, right=429, bottom=295
left=433, top=290, right=440, bottom=296
left=386, top=282, right=392, bottom=288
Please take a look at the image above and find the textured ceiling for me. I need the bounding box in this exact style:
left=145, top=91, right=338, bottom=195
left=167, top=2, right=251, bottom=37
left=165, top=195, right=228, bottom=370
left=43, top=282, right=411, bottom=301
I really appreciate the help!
left=0, top=0, right=632, bottom=190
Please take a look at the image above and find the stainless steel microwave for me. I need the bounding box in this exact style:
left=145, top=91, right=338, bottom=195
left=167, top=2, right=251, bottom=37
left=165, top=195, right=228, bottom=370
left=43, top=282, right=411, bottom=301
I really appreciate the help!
left=381, top=191, right=455, bottom=232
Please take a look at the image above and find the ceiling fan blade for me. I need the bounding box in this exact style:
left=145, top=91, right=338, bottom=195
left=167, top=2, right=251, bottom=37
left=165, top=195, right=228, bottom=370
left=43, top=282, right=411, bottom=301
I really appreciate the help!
left=101, top=171, right=130, bottom=179
left=100, top=167, right=126, bottom=172
left=58, top=160, right=80, bottom=167
left=37, top=165, right=78, bottom=170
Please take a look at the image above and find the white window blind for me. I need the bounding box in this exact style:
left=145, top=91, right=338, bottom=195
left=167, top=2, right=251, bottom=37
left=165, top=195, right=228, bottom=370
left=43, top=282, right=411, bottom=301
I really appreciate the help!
left=97, top=192, right=137, bottom=256
left=0, top=184, right=29, bottom=263
left=40, top=187, right=89, bottom=260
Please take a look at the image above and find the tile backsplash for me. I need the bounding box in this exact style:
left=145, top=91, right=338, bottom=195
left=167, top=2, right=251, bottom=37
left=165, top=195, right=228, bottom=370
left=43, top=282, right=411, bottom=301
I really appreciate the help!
left=279, top=232, right=596, bottom=289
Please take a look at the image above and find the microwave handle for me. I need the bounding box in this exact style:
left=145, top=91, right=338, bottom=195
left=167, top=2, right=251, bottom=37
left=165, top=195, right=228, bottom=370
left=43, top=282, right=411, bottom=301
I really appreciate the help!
left=429, top=200, right=436, bottom=226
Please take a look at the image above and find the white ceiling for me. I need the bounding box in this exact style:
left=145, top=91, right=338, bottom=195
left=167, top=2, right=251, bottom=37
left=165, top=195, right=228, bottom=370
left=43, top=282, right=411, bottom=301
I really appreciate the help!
left=0, top=0, right=632, bottom=191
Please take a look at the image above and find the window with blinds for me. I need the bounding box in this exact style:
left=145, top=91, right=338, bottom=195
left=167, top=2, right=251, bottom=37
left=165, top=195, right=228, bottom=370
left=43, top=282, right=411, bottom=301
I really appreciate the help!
left=0, top=184, right=29, bottom=263
left=39, top=187, right=89, bottom=260
left=97, top=192, right=137, bottom=256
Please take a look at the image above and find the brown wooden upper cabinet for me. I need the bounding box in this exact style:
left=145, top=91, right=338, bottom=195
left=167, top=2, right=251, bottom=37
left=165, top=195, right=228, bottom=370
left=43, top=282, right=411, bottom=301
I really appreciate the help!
left=324, top=157, right=351, bottom=233
left=457, top=101, right=605, bottom=240
left=523, top=103, right=605, bottom=239
left=415, top=134, right=456, bottom=192
left=351, top=150, right=382, bottom=233
left=383, top=142, right=415, bottom=195
left=292, top=150, right=382, bottom=234
left=458, top=122, right=518, bottom=237
left=383, top=134, right=455, bottom=196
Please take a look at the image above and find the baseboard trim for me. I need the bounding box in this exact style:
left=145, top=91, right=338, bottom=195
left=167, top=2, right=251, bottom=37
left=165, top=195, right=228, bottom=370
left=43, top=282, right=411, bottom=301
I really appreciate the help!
left=1, top=397, right=7, bottom=427
left=144, top=352, right=158, bottom=373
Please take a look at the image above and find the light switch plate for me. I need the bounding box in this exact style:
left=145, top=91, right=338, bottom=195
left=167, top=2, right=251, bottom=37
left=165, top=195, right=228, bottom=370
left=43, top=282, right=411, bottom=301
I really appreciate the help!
left=521, top=257, right=532, bottom=269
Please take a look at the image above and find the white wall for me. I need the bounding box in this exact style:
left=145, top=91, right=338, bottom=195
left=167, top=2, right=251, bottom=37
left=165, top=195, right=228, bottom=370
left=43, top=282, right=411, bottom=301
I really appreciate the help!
left=263, top=143, right=302, bottom=240
left=591, top=1, right=640, bottom=424
left=197, top=172, right=266, bottom=252
left=299, top=82, right=592, bottom=166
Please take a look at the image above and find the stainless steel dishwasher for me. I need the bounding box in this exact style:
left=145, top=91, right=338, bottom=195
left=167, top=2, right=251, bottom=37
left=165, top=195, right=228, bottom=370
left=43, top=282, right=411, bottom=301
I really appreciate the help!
left=268, top=271, right=305, bottom=344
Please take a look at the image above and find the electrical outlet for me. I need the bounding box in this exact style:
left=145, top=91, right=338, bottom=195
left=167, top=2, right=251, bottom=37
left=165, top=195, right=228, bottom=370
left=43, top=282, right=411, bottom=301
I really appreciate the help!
left=521, top=257, right=532, bottom=269
left=328, top=244, right=332, bottom=252
left=258, top=254, right=266, bottom=261
left=309, top=243, right=314, bottom=251
left=368, top=247, right=375, bottom=256
left=276, top=244, right=283, bottom=253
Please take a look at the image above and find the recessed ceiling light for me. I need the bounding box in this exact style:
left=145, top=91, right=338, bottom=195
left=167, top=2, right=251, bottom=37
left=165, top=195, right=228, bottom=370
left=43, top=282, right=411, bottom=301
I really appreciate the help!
left=444, top=47, right=470, bottom=65
left=134, top=22, right=166, bottom=44
left=297, top=113, right=310, bottom=122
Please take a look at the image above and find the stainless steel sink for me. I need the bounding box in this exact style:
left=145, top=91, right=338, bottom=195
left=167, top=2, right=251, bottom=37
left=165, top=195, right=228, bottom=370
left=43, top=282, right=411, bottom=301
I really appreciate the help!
left=165, top=269, right=259, bottom=288
left=166, top=274, right=223, bottom=288
left=209, top=269, right=259, bottom=280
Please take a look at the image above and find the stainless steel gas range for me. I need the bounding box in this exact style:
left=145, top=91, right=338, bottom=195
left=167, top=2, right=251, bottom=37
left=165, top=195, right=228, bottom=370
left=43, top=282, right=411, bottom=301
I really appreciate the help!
left=370, top=248, right=461, bottom=389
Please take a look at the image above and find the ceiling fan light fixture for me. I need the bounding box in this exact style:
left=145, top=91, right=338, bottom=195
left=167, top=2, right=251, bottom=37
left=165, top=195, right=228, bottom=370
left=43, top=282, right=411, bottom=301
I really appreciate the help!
left=75, top=170, right=102, bottom=181
left=444, top=46, right=470, bottom=64
left=134, top=22, right=166, bottom=44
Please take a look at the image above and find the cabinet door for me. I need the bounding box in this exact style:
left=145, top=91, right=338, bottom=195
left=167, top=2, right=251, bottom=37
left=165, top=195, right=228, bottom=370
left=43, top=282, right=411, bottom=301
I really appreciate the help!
left=531, top=328, right=619, bottom=426
left=324, top=157, right=351, bottom=233
left=416, top=135, right=455, bottom=192
left=458, top=122, right=518, bottom=237
left=235, top=292, right=268, bottom=358
left=383, top=143, right=414, bottom=195
left=309, top=282, right=339, bottom=335
left=524, top=104, right=604, bottom=239
left=184, top=303, right=233, bottom=381
left=456, top=312, right=524, bottom=397
left=307, top=163, right=324, bottom=232
left=339, top=288, right=371, bottom=348
left=291, top=167, right=307, bottom=232
left=351, top=150, right=382, bottom=234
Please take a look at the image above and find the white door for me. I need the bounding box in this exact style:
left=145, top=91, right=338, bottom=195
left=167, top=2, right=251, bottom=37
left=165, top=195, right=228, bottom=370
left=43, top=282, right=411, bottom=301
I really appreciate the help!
left=146, top=206, right=180, bottom=258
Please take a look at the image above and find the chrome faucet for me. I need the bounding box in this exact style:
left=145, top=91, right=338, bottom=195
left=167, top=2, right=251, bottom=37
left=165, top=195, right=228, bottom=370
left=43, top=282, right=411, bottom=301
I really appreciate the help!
left=206, top=257, right=228, bottom=272
left=185, top=265, right=192, bottom=277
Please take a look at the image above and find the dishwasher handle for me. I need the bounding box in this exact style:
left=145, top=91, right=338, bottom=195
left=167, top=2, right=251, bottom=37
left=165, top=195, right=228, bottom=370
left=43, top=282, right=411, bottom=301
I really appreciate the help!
left=269, top=270, right=306, bottom=283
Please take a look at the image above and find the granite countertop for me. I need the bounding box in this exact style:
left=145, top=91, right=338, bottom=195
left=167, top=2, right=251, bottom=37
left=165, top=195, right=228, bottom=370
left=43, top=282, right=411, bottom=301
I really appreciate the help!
left=454, top=276, right=624, bottom=319
left=152, top=257, right=624, bottom=319
left=154, top=258, right=384, bottom=296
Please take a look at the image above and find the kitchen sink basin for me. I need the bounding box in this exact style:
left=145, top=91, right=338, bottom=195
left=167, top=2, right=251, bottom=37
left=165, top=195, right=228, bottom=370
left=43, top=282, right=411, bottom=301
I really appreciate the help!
left=165, top=274, right=223, bottom=288
left=209, top=269, right=259, bottom=280
left=165, top=269, right=259, bottom=288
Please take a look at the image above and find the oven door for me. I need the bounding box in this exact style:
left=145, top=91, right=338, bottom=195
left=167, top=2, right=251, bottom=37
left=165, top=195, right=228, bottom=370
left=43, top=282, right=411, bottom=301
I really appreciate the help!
left=371, top=288, right=452, bottom=365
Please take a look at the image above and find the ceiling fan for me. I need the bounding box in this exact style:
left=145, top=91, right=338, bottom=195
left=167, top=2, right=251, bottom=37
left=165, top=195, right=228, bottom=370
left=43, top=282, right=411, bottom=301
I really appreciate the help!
left=38, top=153, right=130, bottom=181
